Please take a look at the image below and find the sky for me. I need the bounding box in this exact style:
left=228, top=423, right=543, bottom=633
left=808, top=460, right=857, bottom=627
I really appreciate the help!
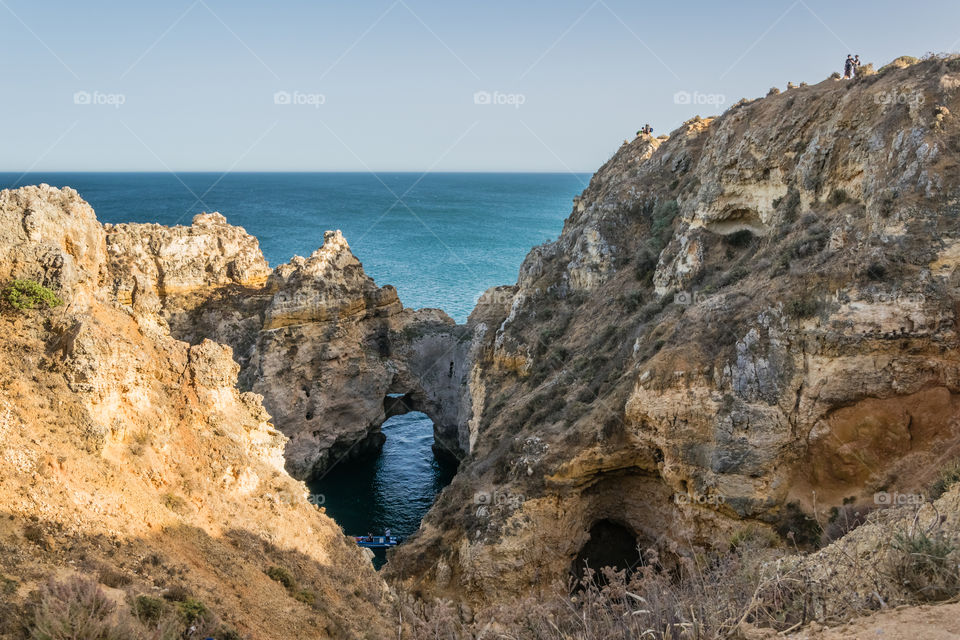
left=1, top=0, right=959, bottom=173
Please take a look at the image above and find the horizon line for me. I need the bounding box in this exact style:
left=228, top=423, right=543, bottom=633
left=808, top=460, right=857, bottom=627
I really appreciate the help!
left=0, top=169, right=595, bottom=175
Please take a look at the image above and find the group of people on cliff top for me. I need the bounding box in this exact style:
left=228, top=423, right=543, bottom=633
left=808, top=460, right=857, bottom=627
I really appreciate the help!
left=843, top=54, right=862, bottom=79
left=627, top=56, right=861, bottom=146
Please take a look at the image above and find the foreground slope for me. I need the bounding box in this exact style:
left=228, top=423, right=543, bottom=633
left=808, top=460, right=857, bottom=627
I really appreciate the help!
left=387, top=55, right=960, bottom=606
left=0, top=185, right=391, bottom=638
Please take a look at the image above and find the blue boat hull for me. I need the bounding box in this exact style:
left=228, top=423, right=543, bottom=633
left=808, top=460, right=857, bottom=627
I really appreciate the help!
left=353, top=536, right=400, bottom=549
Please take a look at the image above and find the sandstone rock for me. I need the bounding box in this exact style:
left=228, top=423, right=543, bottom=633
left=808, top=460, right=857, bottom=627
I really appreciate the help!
left=386, top=55, right=960, bottom=608
left=0, top=186, right=392, bottom=636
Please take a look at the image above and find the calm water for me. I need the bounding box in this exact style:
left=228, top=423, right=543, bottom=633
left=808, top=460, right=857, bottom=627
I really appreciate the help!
left=0, top=171, right=586, bottom=564
left=310, top=412, right=457, bottom=568
left=0, top=172, right=587, bottom=322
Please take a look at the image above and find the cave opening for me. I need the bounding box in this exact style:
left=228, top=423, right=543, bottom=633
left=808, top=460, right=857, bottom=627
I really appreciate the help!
left=572, top=519, right=643, bottom=585
left=306, top=402, right=457, bottom=569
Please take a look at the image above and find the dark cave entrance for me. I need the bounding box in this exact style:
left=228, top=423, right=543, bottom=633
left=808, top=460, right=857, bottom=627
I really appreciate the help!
left=572, top=519, right=643, bottom=585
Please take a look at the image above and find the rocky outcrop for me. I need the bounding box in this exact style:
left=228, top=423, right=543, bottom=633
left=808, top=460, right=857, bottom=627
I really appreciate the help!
left=385, top=56, right=960, bottom=607
left=0, top=186, right=392, bottom=637
left=103, top=216, right=473, bottom=480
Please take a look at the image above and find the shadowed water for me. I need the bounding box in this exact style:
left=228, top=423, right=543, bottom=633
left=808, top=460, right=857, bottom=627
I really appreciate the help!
left=307, top=412, right=457, bottom=568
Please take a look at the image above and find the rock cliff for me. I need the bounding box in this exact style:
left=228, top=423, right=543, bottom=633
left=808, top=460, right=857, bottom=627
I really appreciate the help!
left=103, top=215, right=472, bottom=479
left=0, top=185, right=392, bottom=637
left=385, top=55, right=960, bottom=607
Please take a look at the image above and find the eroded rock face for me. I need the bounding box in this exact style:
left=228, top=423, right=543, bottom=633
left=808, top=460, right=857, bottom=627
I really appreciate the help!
left=104, top=218, right=474, bottom=480
left=0, top=187, right=392, bottom=637
left=0, top=184, right=106, bottom=308
left=385, top=56, right=960, bottom=607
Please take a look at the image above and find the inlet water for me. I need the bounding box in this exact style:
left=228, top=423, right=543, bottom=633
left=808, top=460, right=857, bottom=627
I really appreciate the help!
left=308, top=412, right=457, bottom=568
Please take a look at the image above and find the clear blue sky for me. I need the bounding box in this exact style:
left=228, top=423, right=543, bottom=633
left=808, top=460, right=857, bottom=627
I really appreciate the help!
left=2, top=0, right=958, bottom=172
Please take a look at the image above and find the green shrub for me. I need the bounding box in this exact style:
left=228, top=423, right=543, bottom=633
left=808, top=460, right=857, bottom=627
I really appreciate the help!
left=177, top=597, right=209, bottom=624
left=889, top=530, right=960, bottom=602
left=132, top=595, right=166, bottom=624
left=2, top=279, right=63, bottom=310
left=930, top=459, right=960, bottom=500
left=266, top=566, right=296, bottom=590
left=650, top=200, right=679, bottom=239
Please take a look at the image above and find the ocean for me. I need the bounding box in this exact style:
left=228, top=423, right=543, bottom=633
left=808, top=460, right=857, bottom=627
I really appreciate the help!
left=0, top=172, right=588, bottom=323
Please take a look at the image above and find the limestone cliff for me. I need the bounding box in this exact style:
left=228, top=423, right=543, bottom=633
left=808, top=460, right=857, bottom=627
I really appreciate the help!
left=103, top=215, right=472, bottom=479
left=0, top=185, right=391, bottom=638
left=385, top=56, right=960, bottom=606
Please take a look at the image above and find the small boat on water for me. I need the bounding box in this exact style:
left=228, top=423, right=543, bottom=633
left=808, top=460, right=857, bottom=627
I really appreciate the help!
left=353, top=535, right=401, bottom=549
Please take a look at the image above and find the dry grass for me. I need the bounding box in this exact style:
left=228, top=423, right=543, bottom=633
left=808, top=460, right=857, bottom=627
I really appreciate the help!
left=395, top=505, right=960, bottom=639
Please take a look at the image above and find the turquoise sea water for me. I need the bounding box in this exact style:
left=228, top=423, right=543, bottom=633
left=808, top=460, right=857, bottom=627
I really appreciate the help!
left=0, top=172, right=587, bottom=323
left=0, top=171, right=586, bottom=564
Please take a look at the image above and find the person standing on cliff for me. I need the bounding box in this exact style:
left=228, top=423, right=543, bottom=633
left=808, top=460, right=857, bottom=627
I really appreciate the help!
left=853, top=55, right=862, bottom=76
left=843, top=55, right=855, bottom=79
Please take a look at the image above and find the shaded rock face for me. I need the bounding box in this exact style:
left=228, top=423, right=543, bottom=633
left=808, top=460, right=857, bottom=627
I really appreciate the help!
left=103, top=219, right=473, bottom=480
left=385, top=57, right=960, bottom=606
left=0, top=187, right=392, bottom=637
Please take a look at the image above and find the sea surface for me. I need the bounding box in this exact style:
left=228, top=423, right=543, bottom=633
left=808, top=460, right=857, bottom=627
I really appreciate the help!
left=0, top=172, right=588, bottom=322
left=0, top=171, right=587, bottom=566
left=309, top=412, right=458, bottom=569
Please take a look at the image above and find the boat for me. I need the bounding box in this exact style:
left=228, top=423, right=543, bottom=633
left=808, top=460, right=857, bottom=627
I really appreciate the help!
left=352, top=535, right=401, bottom=549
